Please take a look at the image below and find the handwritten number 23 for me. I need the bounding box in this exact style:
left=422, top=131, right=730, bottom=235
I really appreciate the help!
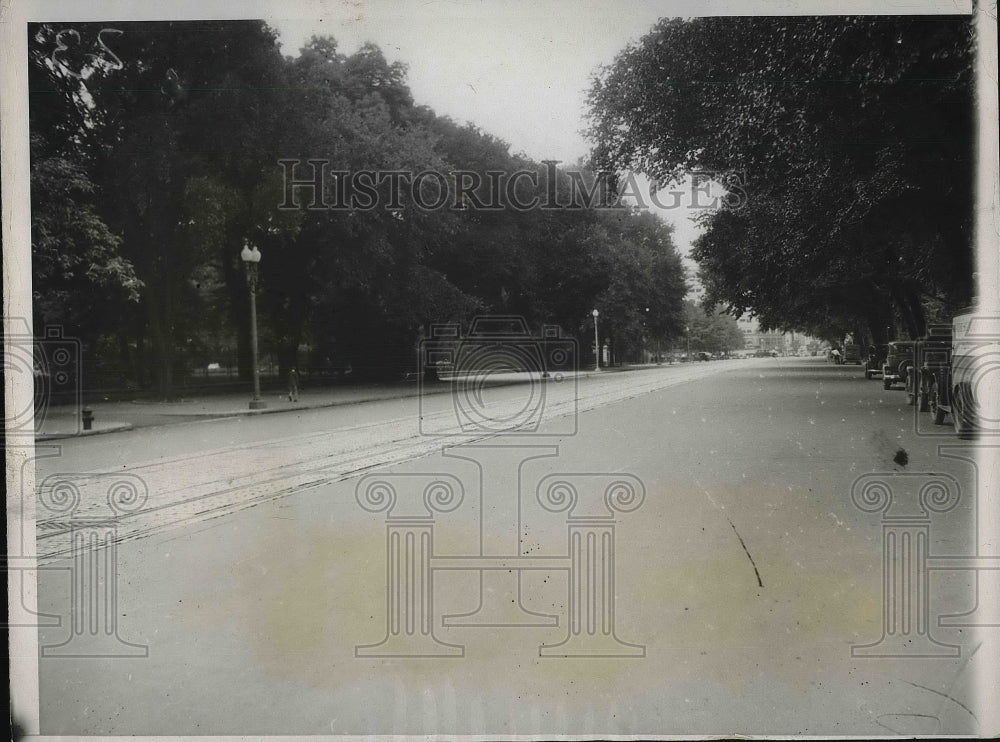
left=51, top=28, right=124, bottom=78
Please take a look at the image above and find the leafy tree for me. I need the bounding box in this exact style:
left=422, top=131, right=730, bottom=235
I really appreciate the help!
left=28, top=28, right=142, bottom=353
left=27, top=22, right=692, bottom=391
left=30, top=20, right=294, bottom=393
left=29, top=135, right=142, bottom=338
left=587, top=16, right=975, bottom=341
left=279, top=36, right=477, bottom=378
left=682, top=301, right=745, bottom=356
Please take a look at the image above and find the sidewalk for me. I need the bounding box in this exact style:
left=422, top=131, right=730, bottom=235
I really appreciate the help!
left=35, top=365, right=664, bottom=440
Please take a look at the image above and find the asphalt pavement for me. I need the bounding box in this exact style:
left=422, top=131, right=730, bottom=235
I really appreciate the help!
left=27, top=357, right=995, bottom=736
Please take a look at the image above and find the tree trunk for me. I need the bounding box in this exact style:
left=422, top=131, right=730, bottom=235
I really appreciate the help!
left=904, top=281, right=927, bottom=338
left=117, top=329, right=132, bottom=387
left=146, top=279, right=173, bottom=398
left=865, top=290, right=894, bottom=345
left=890, top=284, right=919, bottom=339
left=277, top=338, right=301, bottom=381
left=135, top=313, right=146, bottom=390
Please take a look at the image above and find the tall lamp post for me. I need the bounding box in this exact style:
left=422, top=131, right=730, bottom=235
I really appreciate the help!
left=645, top=306, right=661, bottom=364
left=642, top=307, right=649, bottom=364
left=592, top=309, right=600, bottom=371
left=240, top=241, right=266, bottom=410
left=686, top=325, right=691, bottom=362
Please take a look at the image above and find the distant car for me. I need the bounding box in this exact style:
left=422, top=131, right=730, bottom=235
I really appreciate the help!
left=697, top=351, right=712, bottom=361
left=882, top=340, right=916, bottom=393
left=842, top=344, right=863, bottom=365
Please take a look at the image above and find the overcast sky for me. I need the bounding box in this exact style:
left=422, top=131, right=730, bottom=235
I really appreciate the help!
left=268, top=2, right=673, bottom=164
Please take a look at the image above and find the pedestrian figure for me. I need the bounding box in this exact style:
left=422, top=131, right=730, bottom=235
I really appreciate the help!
left=288, top=367, right=299, bottom=402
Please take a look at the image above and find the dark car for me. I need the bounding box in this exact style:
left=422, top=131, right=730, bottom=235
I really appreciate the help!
left=864, top=344, right=888, bottom=380
left=882, top=340, right=916, bottom=392
left=914, top=326, right=953, bottom=420
left=842, top=343, right=863, bottom=365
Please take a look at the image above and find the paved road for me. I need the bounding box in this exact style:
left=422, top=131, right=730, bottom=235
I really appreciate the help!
left=30, top=358, right=995, bottom=735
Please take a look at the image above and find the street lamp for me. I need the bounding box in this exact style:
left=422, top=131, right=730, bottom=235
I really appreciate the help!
left=645, top=307, right=661, bottom=365
left=240, top=240, right=266, bottom=410
left=592, top=309, right=600, bottom=371
left=685, top=325, right=691, bottom=362
left=642, top=307, right=648, bottom=364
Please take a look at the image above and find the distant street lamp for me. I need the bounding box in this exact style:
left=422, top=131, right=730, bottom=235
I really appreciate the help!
left=686, top=325, right=691, bottom=362
left=592, top=309, right=600, bottom=371
left=240, top=240, right=266, bottom=410
left=643, top=307, right=649, bottom=364
left=645, top=306, right=660, bottom=365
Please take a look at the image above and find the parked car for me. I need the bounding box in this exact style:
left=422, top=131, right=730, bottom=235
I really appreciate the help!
left=914, top=326, right=953, bottom=418
left=864, top=344, right=888, bottom=380
left=842, top=343, right=863, bottom=365
left=949, top=311, right=1000, bottom=438
left=882, top=340, right=916, bottom=393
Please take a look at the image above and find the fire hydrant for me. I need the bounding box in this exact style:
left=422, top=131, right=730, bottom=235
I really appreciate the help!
left=81, top=407, right=94, bottom=431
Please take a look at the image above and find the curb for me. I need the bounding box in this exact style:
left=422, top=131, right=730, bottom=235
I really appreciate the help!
left=35, top=363, right=679, bottom=436
left=146, top=371, right=589, bottom=419
left=36, top=422, right=134, bottom=442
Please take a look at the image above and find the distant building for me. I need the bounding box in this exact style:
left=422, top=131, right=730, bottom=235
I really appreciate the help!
left=735, top=315, right=817, bottom=354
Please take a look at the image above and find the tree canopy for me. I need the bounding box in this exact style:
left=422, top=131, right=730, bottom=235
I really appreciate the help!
left=29, top=20, right=689, bottom=394
left=587, top=16, right=975, bottom=343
